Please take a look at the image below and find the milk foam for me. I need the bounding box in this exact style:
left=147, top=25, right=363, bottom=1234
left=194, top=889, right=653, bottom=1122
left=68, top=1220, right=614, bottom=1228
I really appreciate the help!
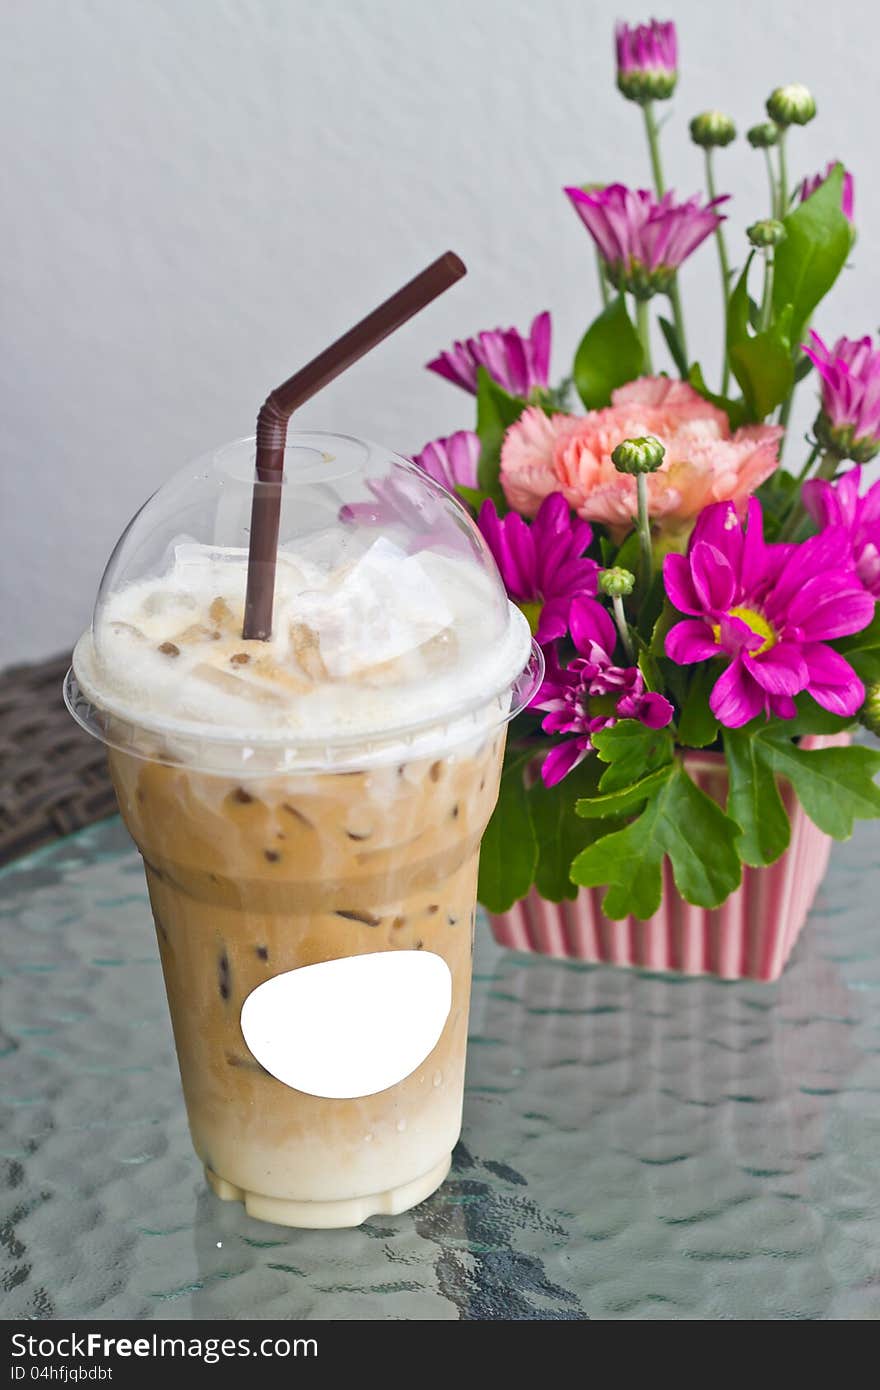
left=73, top=538, right=533, bottom=766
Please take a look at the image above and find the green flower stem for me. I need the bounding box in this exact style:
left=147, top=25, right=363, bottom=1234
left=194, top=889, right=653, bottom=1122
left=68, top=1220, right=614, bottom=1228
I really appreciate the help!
left=776, top=129, right=789, bottom=218
left=596, top=250, right=610, bottom=307
left=763, top=148, right=778, bottom=219
left=636, top=297, right=654, bottom=373
left=778, top=448, right=837, bottom=541
left=759, top=248, right=775, bottom=332
left=815, top=449, right=841, bottom=481
left=792, top=440, right=821, bottom=485
left=612, top=594, right=634, bottom=662
left=776, top=440, right=818, bottom=541
left=636, top=473, right=653, bottom=588
left=643, top=100, right=688, bottom=363
left=643, top=101, right=666, bottom=195
left=777, top=314, right=811, bottom=461
left=776, top=389, right=793, bottom=460
left=704, top=149, right=731, bottom=394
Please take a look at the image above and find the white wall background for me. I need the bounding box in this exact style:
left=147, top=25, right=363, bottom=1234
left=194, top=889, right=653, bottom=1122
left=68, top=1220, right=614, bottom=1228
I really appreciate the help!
left=2, top=0, right=878, bottom=665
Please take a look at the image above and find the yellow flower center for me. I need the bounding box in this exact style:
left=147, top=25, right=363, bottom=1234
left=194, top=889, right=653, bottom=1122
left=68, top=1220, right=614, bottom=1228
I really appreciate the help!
left=712, top=605, right=777, bottom=655
left=589, top=693, right=619, bottom=717
left=517, top=600, right=542, bottom=636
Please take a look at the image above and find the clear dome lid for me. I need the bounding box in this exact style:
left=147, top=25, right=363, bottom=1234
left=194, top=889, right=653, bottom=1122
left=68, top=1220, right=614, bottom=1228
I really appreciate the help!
left=66, top=432, right=541, bottom=771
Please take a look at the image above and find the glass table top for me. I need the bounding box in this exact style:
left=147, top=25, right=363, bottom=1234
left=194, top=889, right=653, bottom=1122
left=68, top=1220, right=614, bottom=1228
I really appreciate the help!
left=1, top=815, right=879, bottom=1321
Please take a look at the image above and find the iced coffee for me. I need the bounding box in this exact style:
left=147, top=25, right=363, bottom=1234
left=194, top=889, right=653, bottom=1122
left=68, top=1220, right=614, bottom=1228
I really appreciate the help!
left=66, top=433, right=537, bottom=1227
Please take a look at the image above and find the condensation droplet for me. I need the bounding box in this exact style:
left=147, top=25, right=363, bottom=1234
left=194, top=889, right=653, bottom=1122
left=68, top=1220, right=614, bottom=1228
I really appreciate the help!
left=432, top=1070, right=443, bottom=1088
left=396, top=1117, right=407, bottom=1132
left=364, top=1132, right=374, bottom=1143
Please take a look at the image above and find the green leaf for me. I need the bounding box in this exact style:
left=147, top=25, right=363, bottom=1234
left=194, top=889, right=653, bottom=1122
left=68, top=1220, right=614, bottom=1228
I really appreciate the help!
left=571, top=795, right=667, bottom=919
left=455, top=484, right=485, bottom=513
left=783, top=692, right=857, bottom=738
left=726, top=258, right=796, bottom=420
left=637, top=645, right=663, bottom=693
left=658, top=315, right=688, bottom=377
left=599, top=534, right=617, bottom=566
left=677, top=662, right=720, bottom=748
left=849, top=650, right=880, bottom=687
left=728, top=328, right=795, bottom=419
left=576, top=763, right=673, bottom=818
left=794, top=352, right=814, bottom=383
left=729, top=324, right=795, bottom=421
left=571, top=763, right=742, bottom=919
left=762, top=734, right=880, bottom=838
left=835, top=605, right=880, bottom=690
left=649, top=599, right=681, bottom=657
left=636, top=567, right=667, bottom=638
left=773, top=163, right=852, bottom=347
left=755, top=466, right=802, bottom=540
left=727, top=254, right=755, bottom=351
left=727, top=295, right=795, bottom=423
left=837, top=606, right=880, bottom=655
left=528, top=759, right=609, bottom=902
left=477, top=752, right=537, bottom=911
left=475, top=367, right=528, bottom=512
left=723, top=728, right=791, bottom=867
left=592, top=719, right=674, bottom=792
left=614, top=528, right=641, bottom=575
left=687, top=362, right=747, bottom=431
left=573, top=294, right=644, bottom=410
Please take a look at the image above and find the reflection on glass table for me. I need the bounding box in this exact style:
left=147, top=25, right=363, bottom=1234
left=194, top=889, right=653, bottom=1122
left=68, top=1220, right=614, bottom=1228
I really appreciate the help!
left=1, top=816, right=879, bottom=1320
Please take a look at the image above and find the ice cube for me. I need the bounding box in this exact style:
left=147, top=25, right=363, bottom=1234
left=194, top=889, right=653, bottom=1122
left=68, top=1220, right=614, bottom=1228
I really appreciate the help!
left=290, top=623, right=327, bottom=681
left=209, top=596, right=239, bottom=633
left=141, top=590, right=198, bottom=619
left=295, top=538, right=453, bottom=678
left=107, top=621, right=147, bottom=643
left=172, top=622, right=223, bottom=647
left=190, top=663, right=290, bottom=706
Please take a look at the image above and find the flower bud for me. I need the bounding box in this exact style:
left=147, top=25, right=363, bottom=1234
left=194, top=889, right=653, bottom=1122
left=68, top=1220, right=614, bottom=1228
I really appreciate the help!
left=747, top=121, right=780, bottom=149
left=611, top=435, right=666, bottom=475
left=599, top=566, right=636, bottom=598
left=766, top=83, right=816, bottom=128
left=616, top=20, right=678, bottom=105
left=860, top=682, right=880, bottom=738
left=689, top=110, right=736, bottom=149
left=747, top=218, right=787, bottom=249
left=814, top=410, right=880, bottom=465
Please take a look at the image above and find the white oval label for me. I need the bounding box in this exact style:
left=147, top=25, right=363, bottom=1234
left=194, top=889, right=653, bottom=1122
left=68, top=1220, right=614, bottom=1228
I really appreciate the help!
left=240, top=950, right=452, bottom=1099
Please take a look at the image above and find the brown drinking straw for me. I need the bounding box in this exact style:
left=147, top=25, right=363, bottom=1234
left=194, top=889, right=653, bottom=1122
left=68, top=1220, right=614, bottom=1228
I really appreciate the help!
left=242, top=251, right=467, bottom=640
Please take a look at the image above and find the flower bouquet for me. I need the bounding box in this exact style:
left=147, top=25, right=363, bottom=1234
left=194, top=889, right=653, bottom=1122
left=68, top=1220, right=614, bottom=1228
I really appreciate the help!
left=413, top=18, right=880, bottom=980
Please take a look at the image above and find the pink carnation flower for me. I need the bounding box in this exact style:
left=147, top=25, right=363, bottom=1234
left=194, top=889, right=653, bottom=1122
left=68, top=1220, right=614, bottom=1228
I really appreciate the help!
left=499, top=377, right=782, bottom=531
left=499, top=406, right=568, bottom=517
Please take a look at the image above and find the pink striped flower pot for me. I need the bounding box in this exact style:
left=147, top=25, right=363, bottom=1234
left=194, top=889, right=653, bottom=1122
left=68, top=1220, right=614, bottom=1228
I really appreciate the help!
left=487, top=736, right=843, bottom=983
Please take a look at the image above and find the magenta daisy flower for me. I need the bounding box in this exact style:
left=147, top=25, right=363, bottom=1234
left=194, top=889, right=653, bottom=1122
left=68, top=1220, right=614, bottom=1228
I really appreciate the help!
left=663, top=499, right=873, bottom=727
left=564, top=184, right=727, bottom=298
left=804, top=464, right=880, bottom=597
left=340, top=430, right=480, bottom=528
left=413, top=430, right=480, bottom=493
left=615, top=20, right=678, bottom=103
left=535, top=597, right=674, bottom=786
left=427, top=312, right=551, bottom=399
left=802, top=331, right=880, bottom=463
left=477, top=493, right=599, bottom=643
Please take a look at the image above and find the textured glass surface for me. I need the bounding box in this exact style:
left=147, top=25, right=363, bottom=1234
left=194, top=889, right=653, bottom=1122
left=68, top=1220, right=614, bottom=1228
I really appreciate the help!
left=1, top=817, right=879, bottom=1321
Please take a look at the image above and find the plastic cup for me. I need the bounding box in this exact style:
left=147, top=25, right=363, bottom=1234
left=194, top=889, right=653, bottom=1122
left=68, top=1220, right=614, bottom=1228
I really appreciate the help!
left=65, top=433, right=540, bottom=1227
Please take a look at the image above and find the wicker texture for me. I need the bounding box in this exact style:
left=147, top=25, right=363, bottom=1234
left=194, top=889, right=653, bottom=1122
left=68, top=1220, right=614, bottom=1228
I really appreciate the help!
left=0, top=653, right=116, bottom=865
